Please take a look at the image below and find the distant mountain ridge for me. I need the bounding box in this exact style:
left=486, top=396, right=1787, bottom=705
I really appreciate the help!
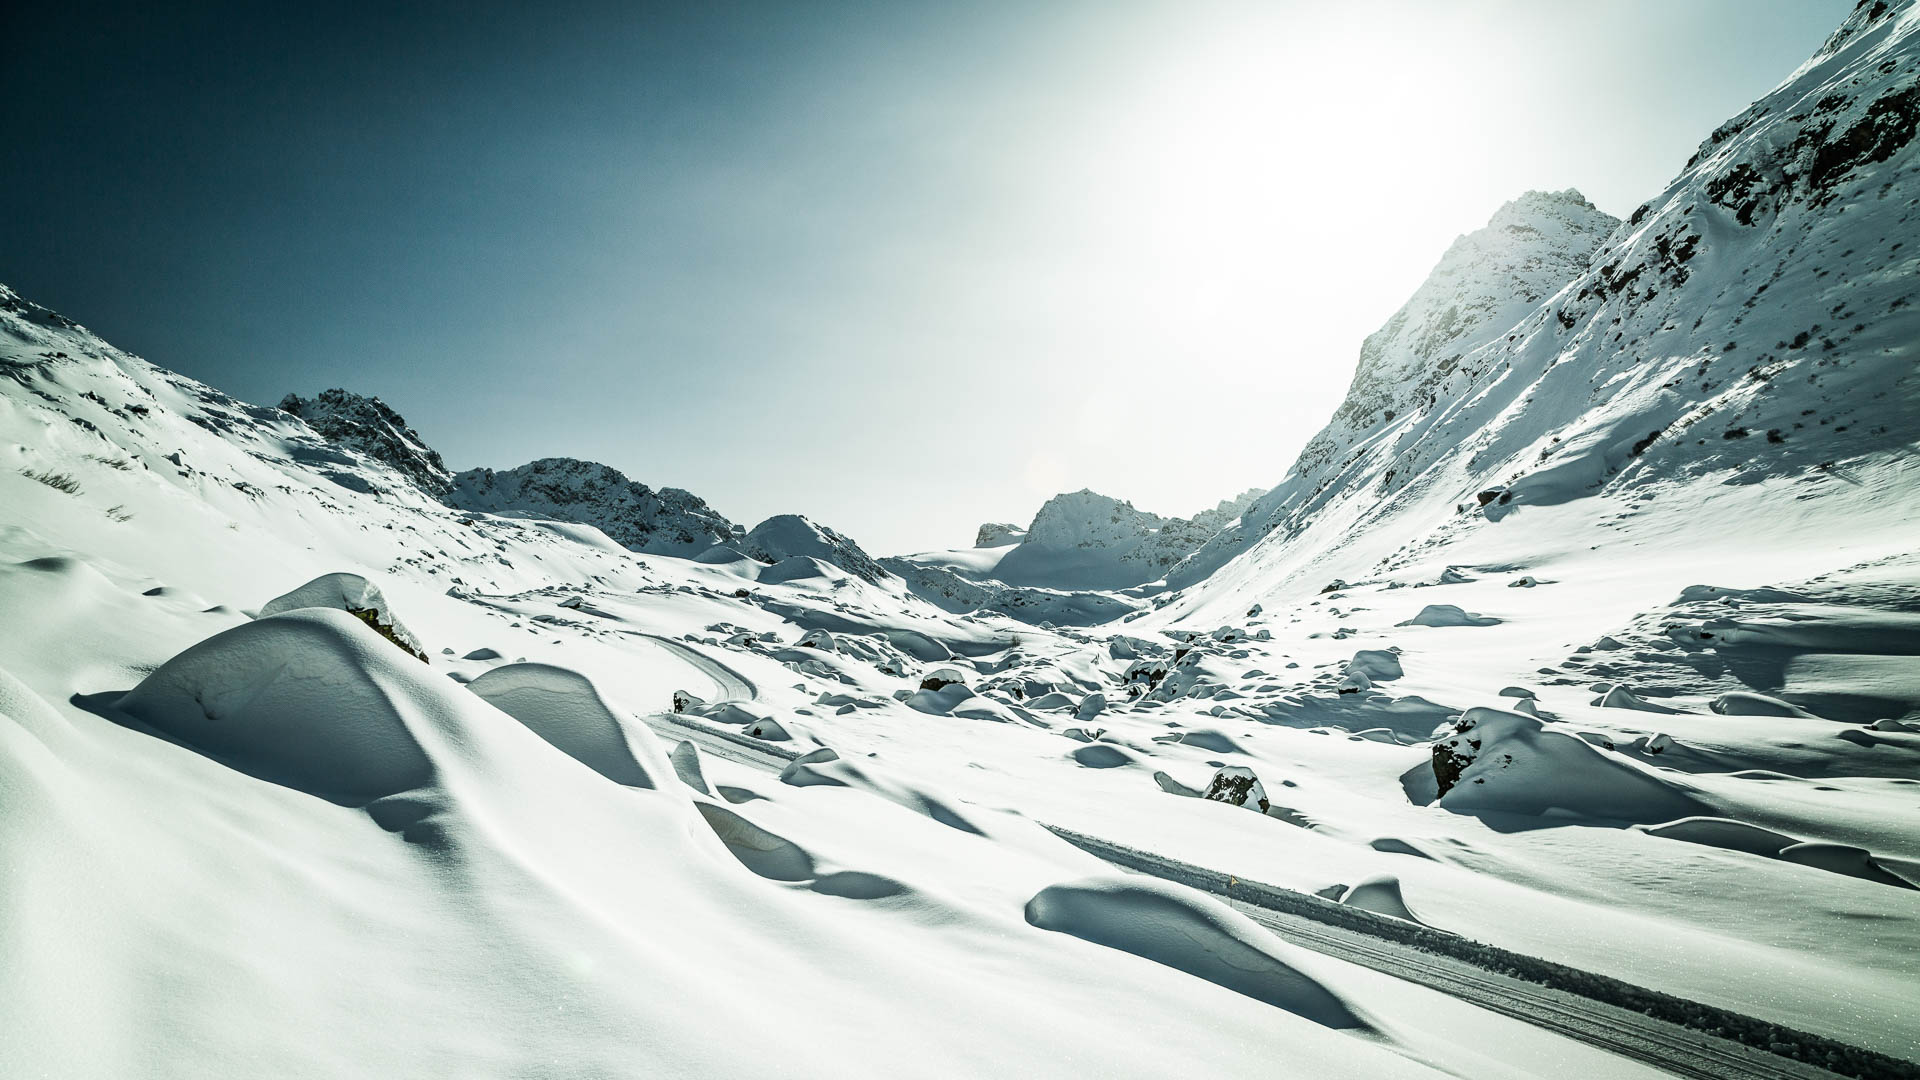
left=447, top=457, right=739, bottom=559
left=882, top=486, right=1264, bottom=623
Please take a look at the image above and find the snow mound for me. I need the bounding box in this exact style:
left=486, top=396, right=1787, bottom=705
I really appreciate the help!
left=906, top=683, right=976, bottom=716
left=742, top=716, right=793, bottom=741
left=1398, top=604, right=1500, bottom=628
left=1636, top=816, right=1807, bottom=858
left=115, top=608, right=437, bottom=804
left=1635, top=816, right=1917, bottom=889
left=260, top=572, right=426, bottom=660
left=1710, top=692, right=1816, bottom=718
left=668, top=740, right=710, bottom=794
left=1431, top=707, right=1707, bottom=822
left=1778, top=843, right=1916, bottom=890
left=1069, top=743, right=1134, bottom=769
left=1592, top=684, right=1682, bottom=714
left=1338, top=875, right=1426, bottom=925
left=780, top=753, right=988, bottom=836
left=1347, top=649, right=1404, bottom=681
left=465, top=662, right=670, bottom=789
left=1024, top=876, right=1371, bottom=1029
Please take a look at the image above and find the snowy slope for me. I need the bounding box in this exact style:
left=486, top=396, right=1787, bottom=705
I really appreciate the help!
left=1170, top=0, right=1920, bottom=604
left=0, top=282, right=1678, bottom=1080
left=3, top=4, right=1919, bottom=1076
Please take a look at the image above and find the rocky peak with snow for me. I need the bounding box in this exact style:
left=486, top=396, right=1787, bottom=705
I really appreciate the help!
left=279, top=389, right=453, bottom=496
left=1169, top=0, right=1920, bottom=600
left=1293, top=190, right=1619, bottom=484
left=974, top=522, right=1026, bottom=548
left=447, top=458, right=738, bottom=558
left=979, top=488, right=1257, bottom=591
left=1022, top=490, right=1166, bottom=551
left=1188, top=487, right=1265, bottom=532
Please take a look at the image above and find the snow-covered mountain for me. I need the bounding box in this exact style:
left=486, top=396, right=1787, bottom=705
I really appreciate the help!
left=278, top=388, right=454, bottom=497
left=983, top=487, right=1265, bottom=592
left=1169, top=0, right=1919, bottom=603
left=268, top=400, right=899, bottom=582
left=974, top=521, right=1026, bottom=548
left=4, top=5, right=1920, bottom=1078
left=740, top=513, right=892, bottom=585
left=447, top=457, right=739, bottom=558
left=1285, top=190, right=1618, bottom=492
left=883, top=486, right=1264, bottom=624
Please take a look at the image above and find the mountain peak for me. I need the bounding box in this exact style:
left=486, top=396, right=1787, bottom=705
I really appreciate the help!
left=447, top=457, right=738, bottom=557
left=741, top=513, right=891, bottom=584
left=279, top=389, right=452, bottom=496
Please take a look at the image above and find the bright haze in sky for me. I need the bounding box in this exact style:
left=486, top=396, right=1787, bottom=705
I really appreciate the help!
left=4, top=0, right=1846, bottom=554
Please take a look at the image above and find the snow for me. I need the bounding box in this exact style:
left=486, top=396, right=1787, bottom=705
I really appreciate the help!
left=259, top=571, right=426, bottom=654
left=115, top=608, right=441, bottom=803
left=4, top=3, right=1920, bottom=1074
left=1024, top=875, right=1372, bottom=1029
left=467, top=661, right=673, bottom=788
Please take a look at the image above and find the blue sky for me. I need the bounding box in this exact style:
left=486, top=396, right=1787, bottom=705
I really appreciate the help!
left=3, top=0, right=1849, bottom=553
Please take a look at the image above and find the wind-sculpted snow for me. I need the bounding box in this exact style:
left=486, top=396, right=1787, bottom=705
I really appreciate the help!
left=115, top=608, right=441, bottom=804
left=4, top=6, right=1920, bottom=1073
left=466, top=661, right=673, bottom=788
left=1024, top=875, right=1372, bottom=1030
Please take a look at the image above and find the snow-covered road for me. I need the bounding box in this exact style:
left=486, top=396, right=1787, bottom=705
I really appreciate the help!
left=648, top=708, right=1894, bottom=1080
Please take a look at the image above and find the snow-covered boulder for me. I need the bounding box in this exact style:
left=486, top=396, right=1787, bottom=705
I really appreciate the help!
left=1430, top=707, right=1705, bottom=821
left=1398, top=604, right=1500, bottom=628
left=1201, top=766, right=1269, bottom=813
left=1346, top=649, right=1404, bottom=681
left=260, top=572, right=426, bottom=661
left=918, top=667, right=967, bottom=692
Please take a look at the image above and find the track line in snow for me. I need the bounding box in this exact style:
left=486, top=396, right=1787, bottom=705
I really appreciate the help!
left=648, top=715, right=1892, bottom=1080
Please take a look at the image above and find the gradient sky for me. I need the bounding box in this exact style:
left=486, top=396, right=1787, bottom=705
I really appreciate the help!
left=3, top=0, right=1849, bottom=554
